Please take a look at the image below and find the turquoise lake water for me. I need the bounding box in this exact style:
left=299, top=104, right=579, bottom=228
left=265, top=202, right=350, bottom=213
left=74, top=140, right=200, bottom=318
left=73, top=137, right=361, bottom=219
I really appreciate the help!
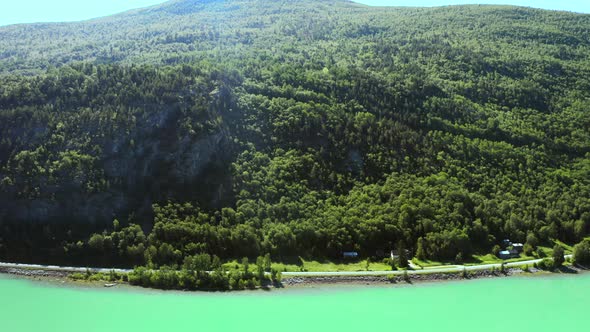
left=1, top=274, right=588, bottom=332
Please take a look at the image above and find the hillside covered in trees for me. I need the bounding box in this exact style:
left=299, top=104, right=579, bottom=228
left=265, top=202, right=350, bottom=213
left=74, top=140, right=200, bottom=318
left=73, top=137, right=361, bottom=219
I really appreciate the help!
left=0, top=0, right=589, bottom=270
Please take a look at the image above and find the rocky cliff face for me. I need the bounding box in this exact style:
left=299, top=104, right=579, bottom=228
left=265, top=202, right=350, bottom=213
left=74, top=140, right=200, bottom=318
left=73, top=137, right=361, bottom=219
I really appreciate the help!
left=0, top=115, right=232, bottom=224
left=0, top=67, right=236, bottom=225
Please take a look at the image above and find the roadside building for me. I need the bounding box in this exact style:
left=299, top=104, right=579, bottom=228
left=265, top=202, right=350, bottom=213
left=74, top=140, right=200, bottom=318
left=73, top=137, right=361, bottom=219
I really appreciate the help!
left=498, top=249, right=520, bottom=260
left=499, top=250, right=512, bottom=259
left=512, top=243, right=524, bottom=253
left=342, top=251, right=358, bottom=259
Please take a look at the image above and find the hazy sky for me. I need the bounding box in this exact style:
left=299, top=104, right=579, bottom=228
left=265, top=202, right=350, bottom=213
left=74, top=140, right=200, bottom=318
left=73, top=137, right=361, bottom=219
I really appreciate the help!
left=1, top=0, right=588, bottom=27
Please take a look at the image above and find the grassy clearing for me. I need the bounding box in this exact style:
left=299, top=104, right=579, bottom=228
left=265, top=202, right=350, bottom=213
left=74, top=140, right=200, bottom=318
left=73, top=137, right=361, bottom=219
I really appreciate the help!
left=69, top=270, right=127, bottom=282
left=553, top=240, right=573, bottom=253
left=536, top=243, right=573, bottom=257
left=467, top=254, right=537, bottom=266
left=467, top=240, right=575, bottom=266
left=469, top=254, right=501, bottom=265
left=223, top=258, right=392, bottom=272
left=298, top=259, right=392, bottom=272
left=422, top=265, right=459, bottom=270
left=220, top=240, right=579, bottom=273
left=536, top=245, right=553, bottom=257
left=505, top=256, right=537, bottom=263
left=411, top=258, right=455, bottom=268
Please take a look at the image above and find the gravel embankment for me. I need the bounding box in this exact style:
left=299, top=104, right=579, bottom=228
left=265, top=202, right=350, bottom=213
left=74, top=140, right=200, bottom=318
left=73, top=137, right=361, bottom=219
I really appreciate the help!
left=281, top=268, right=538, bottom=286
left=0, top=267, right=72, bottom=278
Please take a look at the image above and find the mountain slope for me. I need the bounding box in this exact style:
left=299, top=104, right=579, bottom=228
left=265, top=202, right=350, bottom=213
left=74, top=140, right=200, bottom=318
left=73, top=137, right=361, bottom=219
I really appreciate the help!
left=0, top=0, right=589, bottom=266
left=2, top=0, right=589, bottom=75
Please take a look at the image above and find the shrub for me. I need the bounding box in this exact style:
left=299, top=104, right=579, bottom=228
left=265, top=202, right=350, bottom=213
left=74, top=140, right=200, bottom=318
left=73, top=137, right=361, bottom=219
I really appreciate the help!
left=537, top=258, right=554, bottom=270
left=492, top=245, right=501, bottom=257
left=573, top=240, right=590, bottom=266
left=523, top=243, right=534, bottom=256
left=69, top=272, right=87, bottom=281
left=553, top=245, right=565, bottom=268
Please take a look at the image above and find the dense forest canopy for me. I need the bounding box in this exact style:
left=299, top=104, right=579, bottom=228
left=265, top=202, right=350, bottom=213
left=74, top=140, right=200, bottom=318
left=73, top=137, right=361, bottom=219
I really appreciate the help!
left=0, top=0, right=589, bottom=268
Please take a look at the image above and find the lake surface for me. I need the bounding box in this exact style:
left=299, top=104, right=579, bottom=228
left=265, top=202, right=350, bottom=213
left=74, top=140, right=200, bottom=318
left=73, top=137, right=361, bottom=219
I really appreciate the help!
left=1, top=274, right=588, bottom=332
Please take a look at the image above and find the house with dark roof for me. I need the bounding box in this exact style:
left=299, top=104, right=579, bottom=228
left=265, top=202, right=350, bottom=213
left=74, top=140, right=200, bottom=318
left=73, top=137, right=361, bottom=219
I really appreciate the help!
left=342, top=251, right=358, bottom=258
left=499, top=249, right=520, bottom=260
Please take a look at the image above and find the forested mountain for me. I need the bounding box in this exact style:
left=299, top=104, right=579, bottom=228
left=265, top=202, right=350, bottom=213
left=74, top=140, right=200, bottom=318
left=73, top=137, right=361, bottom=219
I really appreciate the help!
left=0, top=0, right=589, bottom=268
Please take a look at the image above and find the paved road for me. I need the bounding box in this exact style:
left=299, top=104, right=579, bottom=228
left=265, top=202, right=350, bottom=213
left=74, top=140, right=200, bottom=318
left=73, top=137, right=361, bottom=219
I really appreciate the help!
left=0, top=255, right=572, bottom=277
left=0, top=262, right=132, bottom=274
left=282, top=255, right=573, bottom=277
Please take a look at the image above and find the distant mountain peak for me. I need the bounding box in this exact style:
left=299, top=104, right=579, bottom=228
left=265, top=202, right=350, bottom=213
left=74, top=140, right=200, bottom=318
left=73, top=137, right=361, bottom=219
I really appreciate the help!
left=156, top=0, right=231, bottom=15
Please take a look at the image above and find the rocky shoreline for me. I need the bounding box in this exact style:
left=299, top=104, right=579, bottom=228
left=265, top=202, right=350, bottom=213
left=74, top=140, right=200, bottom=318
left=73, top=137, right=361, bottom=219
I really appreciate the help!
left=279, top=267, right=575, bottom=287
left=1, top=265, right=583, bottom=290
left=0, top=266, right=120, bottom=289
left=0, top=266, right=71, bottom=279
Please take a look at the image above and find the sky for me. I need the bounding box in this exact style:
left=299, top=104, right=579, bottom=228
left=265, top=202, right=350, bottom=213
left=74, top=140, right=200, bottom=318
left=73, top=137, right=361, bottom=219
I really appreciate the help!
left=0, top=0, right=588, bottom=27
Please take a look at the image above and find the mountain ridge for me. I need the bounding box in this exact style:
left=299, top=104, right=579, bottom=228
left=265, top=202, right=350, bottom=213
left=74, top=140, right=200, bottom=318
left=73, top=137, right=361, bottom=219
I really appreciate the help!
left=1, top=1, right=589, bottom=76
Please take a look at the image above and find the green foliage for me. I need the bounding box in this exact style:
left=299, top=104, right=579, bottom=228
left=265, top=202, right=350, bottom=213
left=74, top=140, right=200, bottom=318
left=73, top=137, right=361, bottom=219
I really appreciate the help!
left=492, top=245, right=501, bottom=257
left=270, top=269, right=282, bottom=283
left=397, top=241, right=409, bottom=268
left=183, top=253, right=213, bottom=272
left=69, top=270, right=125, bottom=282
left=537, top=258, right=554, bottom=270
left=526, top=233, right=539, bottom=249
left=573, top=240, right=590, bottom=266
left=0, top=1, right=589, bottom=271
left=553, top=245, right=565, bottom=268
left=263, top=254, right=272, bottom=272
left=389, top=258, right=397, bottom=271
left=129, top=254, right=273, bottom=291
left=416, top=238, right=427, bottom=261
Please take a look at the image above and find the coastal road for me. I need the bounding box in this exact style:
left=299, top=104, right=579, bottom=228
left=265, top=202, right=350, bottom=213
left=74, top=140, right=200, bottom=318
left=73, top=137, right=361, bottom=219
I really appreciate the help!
left=281, top=255, right=573, bottom=277
left=0, top=261, right=132, bottom=274
left=0, top=255, right=572, bottom=277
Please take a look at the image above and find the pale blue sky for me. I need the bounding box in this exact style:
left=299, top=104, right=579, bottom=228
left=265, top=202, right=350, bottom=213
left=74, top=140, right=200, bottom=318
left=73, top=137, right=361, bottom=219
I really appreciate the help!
left=1, top=0, right=588, bottom=27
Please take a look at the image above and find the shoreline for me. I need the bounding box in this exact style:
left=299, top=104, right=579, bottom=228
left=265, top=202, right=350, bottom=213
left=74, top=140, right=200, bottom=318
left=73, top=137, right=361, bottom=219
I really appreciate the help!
left=1, top=264, right=585, bottom=291
left=0, top=266, right=110, bottom=289
left=282, top=268, right=539, bottom=287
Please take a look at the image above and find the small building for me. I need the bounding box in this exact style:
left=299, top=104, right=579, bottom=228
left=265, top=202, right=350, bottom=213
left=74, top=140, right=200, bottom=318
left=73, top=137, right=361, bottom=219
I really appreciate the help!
left=512, top=243, right=524, bottom=253
left=499, top=249, right=520, bottom=260
left=498, top=250, right=512, bottom=259
left=342, top=251, right=358, bottom=258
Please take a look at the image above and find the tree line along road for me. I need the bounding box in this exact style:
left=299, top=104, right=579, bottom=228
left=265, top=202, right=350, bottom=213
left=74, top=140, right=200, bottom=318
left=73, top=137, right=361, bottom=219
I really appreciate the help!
left=0, top=255, right=572, bottom=277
